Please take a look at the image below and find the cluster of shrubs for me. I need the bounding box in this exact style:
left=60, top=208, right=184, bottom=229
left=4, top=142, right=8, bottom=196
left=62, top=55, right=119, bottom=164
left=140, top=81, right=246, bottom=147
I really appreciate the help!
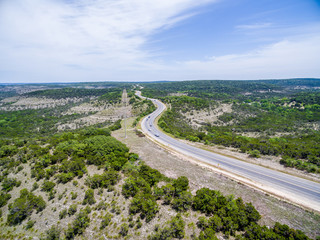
left=119, top=157, right=311, bottom=239
left=7, top=189, right=46, bottom=225
left=65, top=207, right=91, bottom=239
left=27, top=124, right=130, bottom=186
left=1, top=177, right=21, bottom=192
left=149, top=214, right=186, bottom=240
left=195, top=188, right=260, bottom=237
left=0, top=192, right=11, bottom=208
left=85, top=170, right=119, bottom=190
left=0, top=125, right=314, bottom=240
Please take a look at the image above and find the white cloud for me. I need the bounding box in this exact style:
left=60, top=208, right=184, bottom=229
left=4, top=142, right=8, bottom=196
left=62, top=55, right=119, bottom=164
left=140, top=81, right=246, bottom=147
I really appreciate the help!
left=169, top=34, right=320, bottom=80
left=0, top=0, right=319, bottom=82
left=0, top=0, right=216, bottom=82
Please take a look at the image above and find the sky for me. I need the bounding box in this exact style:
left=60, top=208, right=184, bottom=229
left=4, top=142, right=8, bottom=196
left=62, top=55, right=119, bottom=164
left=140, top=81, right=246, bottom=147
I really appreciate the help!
left=0, top=0, right=320, bottom=83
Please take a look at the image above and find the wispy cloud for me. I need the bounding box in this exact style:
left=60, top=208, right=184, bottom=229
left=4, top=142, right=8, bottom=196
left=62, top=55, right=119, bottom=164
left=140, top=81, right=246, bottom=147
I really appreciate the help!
left=170, top=33, right=320, bottom=80
left=0, top=0, right=217, bottom=82
left=0, top=0, right=319, bottom=82
left=236, top=22, right=272, bottom=30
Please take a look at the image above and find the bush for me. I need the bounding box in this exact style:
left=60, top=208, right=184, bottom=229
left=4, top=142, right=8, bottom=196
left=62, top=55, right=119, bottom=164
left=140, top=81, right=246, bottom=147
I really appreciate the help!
left=56, top=172, right=74, bottom=184
left=32, top=182, right=39, bottom=191
left=0, top=145, right=18, bottom=157
left=173, top=176, right=189, bottom=195
left=25, top=220, right=35, bottom=229
left=138, top=164, right=162, bottom=186
left=71, top=192, right=78, bottom=200
left=84, top=135, right=129, bottom=168
left=85, top=170, right=119, bottom=189
left=44, top=225, right=61, bottom=240
left=172, top=191, right=193, bottom=212
left=109, top=120, right=122, bottom=131
left=82, top=189, right=96, bottom=205
left=119, top=223, right=129, bottom=236
left=100, top=212, right=113, bottom=229
left=248, top=150, right=261, bottom=158
left=122, top=176, right=151, bottom=198
left=41, top=181, right=56, bottom=192
left=2, top=177, right=21, bottom=192
left=59, top=209, right=68, bottom=219
left=148, top=214, right=185, bottom=240
left=129, top=193, right=159, bottom=222
left=7, top=189, right=46, bottom=225
left=65, top=208, right=90, bottom=239
left=193, top=188, right=225, bottom=215
left=161, top=183, right=175, bottom=205
left=68, top=204, right=77, bottom=216
left=0, top=192, right=11, bottom=207
left=197, top=228, right=218, bottom=240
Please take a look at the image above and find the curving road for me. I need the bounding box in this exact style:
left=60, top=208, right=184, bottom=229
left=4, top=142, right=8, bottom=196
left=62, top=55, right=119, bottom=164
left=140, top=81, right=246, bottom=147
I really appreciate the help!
left=136, top=91, right=320, bottom=212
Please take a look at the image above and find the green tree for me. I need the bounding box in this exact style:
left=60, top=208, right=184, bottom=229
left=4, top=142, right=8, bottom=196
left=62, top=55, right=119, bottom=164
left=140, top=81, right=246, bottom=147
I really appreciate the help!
left=7, top=189, right=46, bottom=225
left=82, top=189, right=96, bottom=205
left=173, top=176, right=189, bottom=195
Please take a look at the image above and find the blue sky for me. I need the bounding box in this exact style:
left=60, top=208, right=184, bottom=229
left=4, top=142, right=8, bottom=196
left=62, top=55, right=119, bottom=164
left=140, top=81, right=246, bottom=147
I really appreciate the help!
left=0, top=0, right=319, bottom=83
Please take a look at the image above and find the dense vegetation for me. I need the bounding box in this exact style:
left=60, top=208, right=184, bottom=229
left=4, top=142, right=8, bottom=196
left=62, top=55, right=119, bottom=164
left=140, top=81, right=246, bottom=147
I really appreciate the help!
left=142, top=80, right=320, bottom=173
left=0, top=121, right=315, bottom=239
left=24, top=88, right=109, bottom=99
left=0, top=86, right=128, bottom=138
left=7, top=189, right=46, bottom=225
left=0, top=106, right=86, bottom=138
left=141, top=79, right=320, bottom=100
left=97, top=88, right=122, bottom=104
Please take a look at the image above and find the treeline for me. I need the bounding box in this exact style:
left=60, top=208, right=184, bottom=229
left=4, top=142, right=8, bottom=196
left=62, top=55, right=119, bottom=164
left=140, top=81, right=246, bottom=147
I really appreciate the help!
left=141, top=79, right=320, bottom=103
left=97, top=88, right=122, bottom=104
left=141, top=80, right=284, bottom=100
left=164, top=95, right=214, bottom=112
left=292, top=92, right=320, bottom=105
left=24, top=87, right=111, bottom=99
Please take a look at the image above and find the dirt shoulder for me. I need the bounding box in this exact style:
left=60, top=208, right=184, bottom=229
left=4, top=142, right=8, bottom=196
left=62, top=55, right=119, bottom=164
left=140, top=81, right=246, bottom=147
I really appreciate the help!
left=112, top=118, right=320, bottom=239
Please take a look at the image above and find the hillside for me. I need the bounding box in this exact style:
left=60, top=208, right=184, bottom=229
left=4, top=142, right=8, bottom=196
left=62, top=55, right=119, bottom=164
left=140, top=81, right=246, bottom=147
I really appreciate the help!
left=141, top=79, right=320, bottom=176
left=0, top=81, right=319, bottom=239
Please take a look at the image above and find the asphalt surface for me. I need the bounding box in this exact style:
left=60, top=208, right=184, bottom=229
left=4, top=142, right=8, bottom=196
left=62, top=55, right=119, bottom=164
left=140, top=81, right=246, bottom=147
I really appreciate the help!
left=136, top=92, right=320, bottom=211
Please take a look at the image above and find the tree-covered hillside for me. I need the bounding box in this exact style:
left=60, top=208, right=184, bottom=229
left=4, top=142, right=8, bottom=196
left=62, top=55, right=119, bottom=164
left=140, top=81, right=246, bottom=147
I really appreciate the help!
left=0, top=81, right=319, bottom=239
left=0, top=123, right=315, bottom=239
left=142, top=79, right=320, bottom=173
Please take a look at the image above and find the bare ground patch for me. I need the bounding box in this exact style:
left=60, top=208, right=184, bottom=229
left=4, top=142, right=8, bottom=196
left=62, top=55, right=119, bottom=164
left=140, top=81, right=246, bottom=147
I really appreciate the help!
left=58, top=103, right=132, bottom=131
left=0, top=97, right=83, bottom=111
left=183, top=103, right=233, bottom=128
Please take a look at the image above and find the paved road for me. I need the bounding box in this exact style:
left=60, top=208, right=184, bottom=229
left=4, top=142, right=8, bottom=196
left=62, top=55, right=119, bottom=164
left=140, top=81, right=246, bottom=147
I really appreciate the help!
left=136, top=91, right=320, bottom=211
